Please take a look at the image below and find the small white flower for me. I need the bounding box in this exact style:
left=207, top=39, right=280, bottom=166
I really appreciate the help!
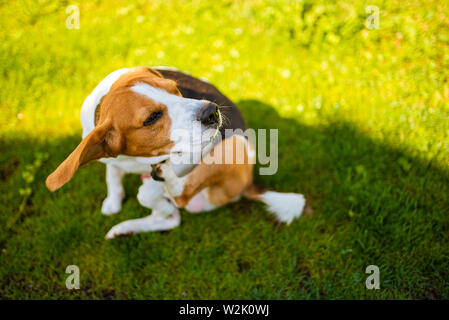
left=281, top=69, right=291, bottom=78
left=117, top=6, right=132, bottom=15
left=212, top=64, right=224, bottom=73
left=213, top=40, right=224, bottom=48
left=230, top=48, right=239, bottom=58
left=134, top=49, right=146, bottom=56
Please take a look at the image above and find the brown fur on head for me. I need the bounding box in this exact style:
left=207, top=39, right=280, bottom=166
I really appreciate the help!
left=46, top=67, right=182, bottom=191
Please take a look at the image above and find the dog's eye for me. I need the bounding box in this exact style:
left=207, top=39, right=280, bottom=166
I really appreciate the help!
left=143, top=111, right=163, bottom=126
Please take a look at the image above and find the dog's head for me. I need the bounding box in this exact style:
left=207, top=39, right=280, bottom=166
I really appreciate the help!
left=46, top=67, right=221, bottom=191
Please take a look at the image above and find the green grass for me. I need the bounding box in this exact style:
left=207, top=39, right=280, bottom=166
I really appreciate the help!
left=1, top=0, right=449, bottom=299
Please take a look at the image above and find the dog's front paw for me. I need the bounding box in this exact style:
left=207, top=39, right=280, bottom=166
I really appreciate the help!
left=151, top=161, right=184, bottom=197
left=151, top=161, right=174, bottom=182
left=101, top=195, right=123, bottom=215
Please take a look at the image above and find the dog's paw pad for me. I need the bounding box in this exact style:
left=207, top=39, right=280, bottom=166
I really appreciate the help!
left=150, top=163, right=165, bottom=181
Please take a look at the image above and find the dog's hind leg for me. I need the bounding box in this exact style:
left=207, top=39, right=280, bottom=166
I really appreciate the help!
left=105, top=178, right=180, bottom=239
left=105, top=210, right=180, bottom=239
left=101, top=164, right=125, bottom=215
left=154, top=136, right=254, bottom=210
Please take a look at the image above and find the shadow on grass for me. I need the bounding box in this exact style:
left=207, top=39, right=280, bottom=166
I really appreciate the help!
left=0, top=99, right=448, bottom=299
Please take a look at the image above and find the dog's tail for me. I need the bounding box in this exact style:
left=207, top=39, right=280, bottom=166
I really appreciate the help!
left=243, top=184, right=306, bottom=224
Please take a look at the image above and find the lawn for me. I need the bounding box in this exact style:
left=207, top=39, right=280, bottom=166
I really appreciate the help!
left=0, top=0, right=448, bottom=299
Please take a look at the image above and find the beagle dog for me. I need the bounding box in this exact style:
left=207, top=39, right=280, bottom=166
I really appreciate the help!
left=46, top=67, right=305, bottom=239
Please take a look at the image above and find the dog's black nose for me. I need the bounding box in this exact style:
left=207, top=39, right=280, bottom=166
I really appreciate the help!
left=197, top=102, right=219, bottom=125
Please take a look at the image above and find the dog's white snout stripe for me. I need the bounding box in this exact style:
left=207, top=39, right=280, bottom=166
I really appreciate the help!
left=131, top=83, right=213, bottom=157
left=131, top=83, right=206, bottom=108
left=131, top=83, right=207, bottom=127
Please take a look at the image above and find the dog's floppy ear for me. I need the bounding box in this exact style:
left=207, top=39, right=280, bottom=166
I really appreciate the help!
left=46, top=121, right=111, bottom=191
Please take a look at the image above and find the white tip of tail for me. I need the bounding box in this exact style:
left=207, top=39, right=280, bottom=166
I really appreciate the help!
left=260, top=191, right=306, bottom=224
